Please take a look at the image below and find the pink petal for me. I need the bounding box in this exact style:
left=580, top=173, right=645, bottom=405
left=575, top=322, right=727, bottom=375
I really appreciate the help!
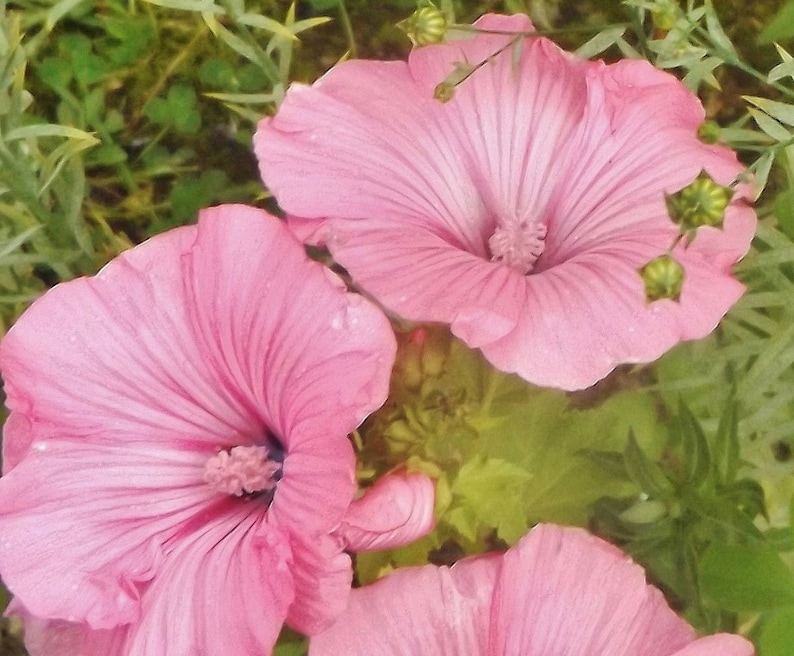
left=481, top=238, right=746, bottom=389
left=189, top=206, right=396, bottom=535
left=285, top=533, right=352, bottom=636
left=118, top=509, right=294, bottom=656
left=291, top=218, right=524, bottom=347
left=309, top=555, right=499, bottom=656
left=9, top=602, right=126, bottom=656
left=334, top=472, right=436, bottom=552
left=0, top=225, right=261, bottom=468
left=670, top=634, right=755, bottom=656
left=256, top=60, right=487, bottom=253
left=489, top=524, right=695, bottom=656
left=0, top=442, right=215, bottom=627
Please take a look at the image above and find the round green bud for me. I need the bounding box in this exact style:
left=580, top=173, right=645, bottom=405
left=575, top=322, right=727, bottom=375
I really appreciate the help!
left=398, top=4, right=448, bottom=47
left=666, top=173, right=733, bottom=232
left=640, top=254, right=685, bottom=303
left=697, top=120, right=721, bottom=144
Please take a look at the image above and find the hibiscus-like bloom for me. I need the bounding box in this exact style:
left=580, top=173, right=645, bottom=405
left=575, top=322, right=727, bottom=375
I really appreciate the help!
left=310, top=524, right=755, bottom=655
left=255, top=13, right=756, bottom=390
left=0, top=205, right=435, bottom=655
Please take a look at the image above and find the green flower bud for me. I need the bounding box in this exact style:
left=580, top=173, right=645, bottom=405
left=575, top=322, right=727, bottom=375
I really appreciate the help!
left=398, top=3, right=448, bottom=47
left=651, top=0, right=680, bottom=30
left=434, top=81, right=455, bottom=103
left=640, top=254, right=685, bottom=303
left=666, top=172, right=734, bottom=231
left=697, top=120, right=721, bottom=144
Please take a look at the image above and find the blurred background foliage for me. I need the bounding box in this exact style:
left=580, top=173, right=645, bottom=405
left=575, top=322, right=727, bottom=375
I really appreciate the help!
left=1, top=0, right=794, bottom=654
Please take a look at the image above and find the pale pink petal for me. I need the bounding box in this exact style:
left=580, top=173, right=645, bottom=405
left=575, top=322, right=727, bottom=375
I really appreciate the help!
left=9, top=602, right=126, bottom=656
left=489, top=524, right=694, bottom=656
left=482, top=239, right=746, bottom=389
left=285, top=533, right=352, bottom=636
left=0, top=442, right=218, bottom=627
left=119, top=510, right=293, bottom=656
left=0, top=225, right=260, bottom=468
left=188, top=206, right=396, bottom=535
left=670, top=634, right=755, bottom=656
left=256, top=61, right=487, bottom=253
left=309, top=555, right=499, bottom=656
left=293, top=219, right=524, bottom=346
left=334, top=472, right=436, bottom=552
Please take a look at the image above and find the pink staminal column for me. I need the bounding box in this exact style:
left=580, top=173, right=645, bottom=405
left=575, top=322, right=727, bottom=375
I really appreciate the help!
left=488, top=216, right=547, bottom=275
left=203, top=445, right=282, bottom=498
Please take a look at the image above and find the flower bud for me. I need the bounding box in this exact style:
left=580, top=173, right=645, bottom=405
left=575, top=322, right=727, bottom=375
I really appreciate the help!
left=640, top=254, right=685, bottom=303
left=666, top=172, right=733, bottom=232
left=398, top=3, right=448, bottom=47
left=434, top=81, right=455, bottom=103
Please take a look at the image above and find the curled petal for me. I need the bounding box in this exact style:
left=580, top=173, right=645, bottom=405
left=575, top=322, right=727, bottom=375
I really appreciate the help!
left=335, top=472, right=436, bottom=552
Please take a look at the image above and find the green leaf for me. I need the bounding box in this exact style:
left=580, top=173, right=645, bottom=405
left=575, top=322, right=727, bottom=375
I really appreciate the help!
left=237, top=13, right=298, bottom=39
left=4, top=124, right=99, bottom=143
left=451, top=455, right=531, bottom=543
left=760, top=607, right=794, bottom=656
left=703, top=0, right=737, bottom=59
left=37, top=57, right=73, bottom=92
left=46, top=0, right=90, bottom=30
left=745, top=96, right=794, bottom=128
left=751, top=149, right=776, bottom=200
left=759, top=0, right=794, bottom=44
left=142, top=0, right=223, bottom=12
left=700, top=543, right=794, bottom=610
left=624, top=431, right=675, bottom=498
left=677, top=402, right=711, bottom=487
left=712, top=397, right=739, bottom=485
left=748, top=107, right=791, bottom=142
left=574, top=26, right=626, bottom=59
left=774, top=189, right=794, bottom=241
left=768, top=44, right=794, bottom=83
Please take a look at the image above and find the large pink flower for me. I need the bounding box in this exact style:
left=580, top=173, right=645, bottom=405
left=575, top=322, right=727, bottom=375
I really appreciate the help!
left=0, top=205, right=434, bottom=655
left=310, top=524, right=755, bottom=656
left=255, top=13, right=756, bottom=390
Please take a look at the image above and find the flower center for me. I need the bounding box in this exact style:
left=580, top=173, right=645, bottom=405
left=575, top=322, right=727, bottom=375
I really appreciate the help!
left=488, top=218, right=547, bottom=275
left=203, top=445, right=282, bottom=498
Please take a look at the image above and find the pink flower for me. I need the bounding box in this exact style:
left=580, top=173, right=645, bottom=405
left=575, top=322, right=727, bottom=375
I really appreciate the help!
left=0, top=205, right=434, bottom=655
left=255, top=13, right=756, bottom=391
left=309, top=524, right=755, bottom=656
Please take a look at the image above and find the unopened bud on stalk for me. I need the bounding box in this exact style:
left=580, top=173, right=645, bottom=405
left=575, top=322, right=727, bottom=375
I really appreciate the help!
left=640, top=254, right=685, bottom=303
left=398, top=2, right=448, bottom=47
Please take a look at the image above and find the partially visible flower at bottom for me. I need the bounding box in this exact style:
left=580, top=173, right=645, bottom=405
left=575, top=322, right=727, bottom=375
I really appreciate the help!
left=0, top=205, right=435, bottom=655
left=309, top=524, right=755, bottom=656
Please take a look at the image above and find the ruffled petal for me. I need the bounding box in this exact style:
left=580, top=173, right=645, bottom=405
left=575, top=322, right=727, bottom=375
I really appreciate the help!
left=9, top=602, right=126, bottom=656
left=309, top=555, right=499, bottom=656
left=0, top=225, right=260, bottom=469
left=670, top=634, right=755, bottom=656
left=0, top=442, right=219, bottom=627
left=118, top=509, right=294, bottom=656
left=488, top=524, right=694, bottom=656
left=189, top=206, right=396, bottom=535
left=334, top=472, right=436, bottom=552
left=285, top=533, right=352, bottom=636
left=482, top=238, right=745, bottom=389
